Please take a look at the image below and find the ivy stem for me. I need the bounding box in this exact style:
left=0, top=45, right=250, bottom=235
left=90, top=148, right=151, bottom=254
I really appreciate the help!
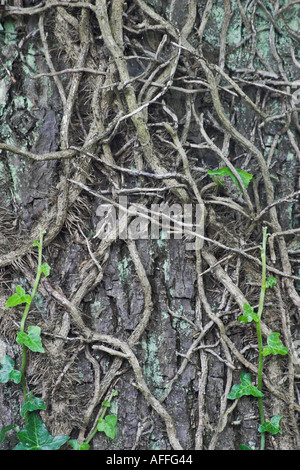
left=256, top=226, right=268, bottom=450
left=256, top=320, right=265, bottom=450
left=20, top=230, right=45, bottom=403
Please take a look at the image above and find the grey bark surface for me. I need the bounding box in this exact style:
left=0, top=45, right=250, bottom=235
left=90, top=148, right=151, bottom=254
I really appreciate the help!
left=0, top=0, right=300, bottom=451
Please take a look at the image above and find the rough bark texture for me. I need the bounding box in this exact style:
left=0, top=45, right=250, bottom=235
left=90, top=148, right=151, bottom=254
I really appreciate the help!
left=0, top=0, right=300, bottom=451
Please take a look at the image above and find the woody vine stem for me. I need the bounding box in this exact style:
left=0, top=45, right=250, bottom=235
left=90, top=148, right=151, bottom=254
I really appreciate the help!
left=0, top=0, right=300, bottom=450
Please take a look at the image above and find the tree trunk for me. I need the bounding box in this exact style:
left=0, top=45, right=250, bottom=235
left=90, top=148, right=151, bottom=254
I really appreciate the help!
left=0, top=0, right=299, bottom=451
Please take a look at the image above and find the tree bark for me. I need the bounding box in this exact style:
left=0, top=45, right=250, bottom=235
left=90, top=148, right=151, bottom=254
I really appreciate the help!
left=0, top=0, right=299, bottom=450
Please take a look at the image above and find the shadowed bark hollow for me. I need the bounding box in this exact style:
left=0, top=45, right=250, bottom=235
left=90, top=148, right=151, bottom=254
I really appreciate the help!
left=0, top=0, right=300, bottom=451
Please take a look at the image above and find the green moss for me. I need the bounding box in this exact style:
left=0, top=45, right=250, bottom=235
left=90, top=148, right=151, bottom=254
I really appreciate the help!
left=7, top=162, right=23, bottom=202
left=157, top=230, right=167, bottom=249
left=22, top=42, right=38, bottom=75
left=286, top=151, right=294, bottom=162
left=118, top=256, right=131, bottom=282
left=226, top=15, right=242, bottom=46
left=141, top=334, right=164, bottom=391
left=149, top=437, right=161, bottom=450
left=2, top=19, right=17, bottom=45
left=286, top=14, right=299, bottom=32
left=90, top=301, right=102, bottom=318
left=0, top=78, right=10, bottom=117
left=256, top=29, right=270, bottom=61
left=202, top=1, right=224, bottom=48
left=163, top=259, right=169, bottom=282
left=12, top=96, right=34, bottom=112
left=170, top=305, right=192, bottom=335
left=210, top=3, right=224, bottom=33
left=161, top=310, right=169, bottom=320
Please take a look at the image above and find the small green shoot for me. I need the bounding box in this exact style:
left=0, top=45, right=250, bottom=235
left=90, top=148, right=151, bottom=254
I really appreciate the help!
left=228, top=227, right=288, bottom=450
left=2, top=229, right=119, bottom=450
left=8, top=231, right=49, bottom=397
left=96, top=391, right=118, bottom=440
left=69, top=389, right=118, bottom=450
left=97, top=414, right=118, bottom=439
left=238, top=303, right=259, bottom=324
left=1, top=230, right=71, bottom=451
left=207, top=167, right=253, bottom=193
left=69, top=440, right=90, bottom=450
left=95, top=391, right=118, bottom=440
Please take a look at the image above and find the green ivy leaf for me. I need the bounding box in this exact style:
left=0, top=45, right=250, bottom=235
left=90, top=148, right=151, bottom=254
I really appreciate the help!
left=6, top=286, right=31, bottom=307
left=238, top=444, right=253, bottom=450
left=258, top=415, right=282, bottom=435
left=102, top=400, right=111, bottom=408
left=263, top=333, right=288, bottom=357
left=266, top=277, right=276, bottom=288
left=0, top=355, right=21, bottom=384
left=14, top=412, right=69, bottom=450
left=238, top=303, right=259, bottom=324
left=0, top=424, right=19, bottom=444
left=69, top=439, right=90, bottom=450
left=40, top=262, right=50, bottom=277
left=97, top=414, right=117, bottom=439
left=235, top=169, right=254, bottom=189
left=16, top=326, right=45, bottom=353
left=228, top=371, right=264, bottom=400
left=21, top=391, right=46, bottom=418
left=207, top=167, right=253, bottom=193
